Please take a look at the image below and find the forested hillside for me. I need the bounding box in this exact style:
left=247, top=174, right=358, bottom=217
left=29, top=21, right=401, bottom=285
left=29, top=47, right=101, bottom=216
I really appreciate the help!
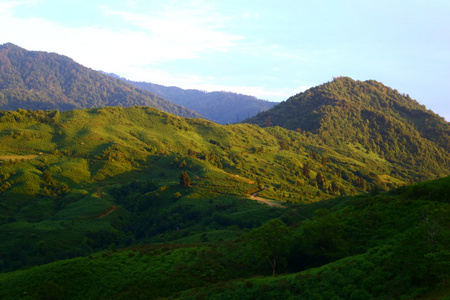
left=245, top=77, right=450, bottom=181
left=119, top=77, right=276, bottom=124
left=0, top=103, right=448, bottom=298
left=0, top=174, right=448, bottom=299
left=0, top=43, right=200, bottom=118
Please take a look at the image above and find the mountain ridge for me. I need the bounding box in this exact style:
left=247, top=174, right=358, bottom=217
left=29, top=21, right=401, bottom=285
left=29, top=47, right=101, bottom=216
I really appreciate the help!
left=0, top=43, right=201, bottom=118
left=113, top=75, right=277, bottom=124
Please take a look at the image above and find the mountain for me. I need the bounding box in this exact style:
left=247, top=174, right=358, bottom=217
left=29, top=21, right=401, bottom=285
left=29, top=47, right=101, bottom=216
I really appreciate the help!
left=245, top=76, right=450, bottom=181
left=117, top=77, right=276, bottom=124
left=0, top=43, right=201, bottom=118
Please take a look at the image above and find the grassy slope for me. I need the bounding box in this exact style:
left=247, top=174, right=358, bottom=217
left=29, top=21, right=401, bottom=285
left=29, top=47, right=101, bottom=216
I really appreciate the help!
left=0, top=106, right=417, bottom=206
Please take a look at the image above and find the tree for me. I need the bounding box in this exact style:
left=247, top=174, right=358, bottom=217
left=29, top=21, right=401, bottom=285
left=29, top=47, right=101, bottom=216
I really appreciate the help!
left=256, top=177, right=264, bottom=190
left=302, top=163, right=310, bottom=178
left=331, top=181, right=339, bottom=194
left=356, top=176, right=365, bottom=190
left=179, top=171, right=191, bottom=187
left=300, top=208, right=348, bottom=263
left=247, top=219, right=290, bottom=276
left=316, top=171, right=325, bottom=189
left=279, top=141, right=289, bottom=150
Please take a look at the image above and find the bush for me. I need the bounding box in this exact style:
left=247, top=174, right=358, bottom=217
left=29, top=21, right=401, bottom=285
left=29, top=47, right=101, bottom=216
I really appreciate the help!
left=173, top=192, right=182, bottom=201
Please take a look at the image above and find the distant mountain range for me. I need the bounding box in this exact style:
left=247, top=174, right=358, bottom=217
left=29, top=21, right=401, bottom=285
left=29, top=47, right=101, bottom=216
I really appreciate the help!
left=0, top=43, right=276, bottom=124
left=103, top=73, right=277, bottom=124
left=0, top=43, right=200, bottom=118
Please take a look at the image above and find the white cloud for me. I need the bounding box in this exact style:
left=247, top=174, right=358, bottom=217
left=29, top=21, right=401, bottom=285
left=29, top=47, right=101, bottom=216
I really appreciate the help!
left=0, top=0, right=305, bottom=102
left=0, top=0, right=35, bottom=14
left=102, top=2, right=243, bottom=53
left=0, top=1, right=242, bottom=72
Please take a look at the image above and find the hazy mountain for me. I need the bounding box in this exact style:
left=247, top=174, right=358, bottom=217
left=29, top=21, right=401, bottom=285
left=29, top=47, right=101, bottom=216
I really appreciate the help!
left=0, top=43, right=201, bottom=118
left=117, top=77, right=276, bottom=124
left=245, top=76, right=450, bottom=180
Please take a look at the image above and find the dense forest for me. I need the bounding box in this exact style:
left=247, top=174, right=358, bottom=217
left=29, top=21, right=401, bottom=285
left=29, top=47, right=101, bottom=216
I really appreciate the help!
left=0, top=43, right=200, bottom=118
left=116, top=76, right=276, bottom=124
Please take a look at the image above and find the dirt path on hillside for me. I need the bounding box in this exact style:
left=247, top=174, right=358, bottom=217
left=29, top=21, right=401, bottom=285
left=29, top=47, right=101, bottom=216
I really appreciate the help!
left=250, top=187, right=286, bottom=208
left=197, top=171, right=281, bottom=206
left=220, top=170, right=254, bottom=184
left=96, top=206, right=117, bottom=218
left=230, top=174, right=254, bottom=184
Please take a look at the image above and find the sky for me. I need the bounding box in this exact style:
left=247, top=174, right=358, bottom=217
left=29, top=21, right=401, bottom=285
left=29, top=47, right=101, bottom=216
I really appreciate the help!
left=0, top=0, right=449, bottom=120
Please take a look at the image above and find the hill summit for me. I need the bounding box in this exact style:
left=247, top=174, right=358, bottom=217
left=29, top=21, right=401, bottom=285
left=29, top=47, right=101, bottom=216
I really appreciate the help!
left=245, top=76, right=450, bottom=180
left=0, top=43, right=200, bottom=118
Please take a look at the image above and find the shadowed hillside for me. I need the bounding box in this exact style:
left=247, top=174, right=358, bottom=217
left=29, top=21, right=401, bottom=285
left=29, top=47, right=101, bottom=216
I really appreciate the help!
left=0, top=174, right=448, bottom=300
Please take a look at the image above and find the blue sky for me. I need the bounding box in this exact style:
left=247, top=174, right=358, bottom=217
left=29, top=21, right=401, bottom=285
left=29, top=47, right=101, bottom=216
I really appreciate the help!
left=1, top=0, right=449, bottom=120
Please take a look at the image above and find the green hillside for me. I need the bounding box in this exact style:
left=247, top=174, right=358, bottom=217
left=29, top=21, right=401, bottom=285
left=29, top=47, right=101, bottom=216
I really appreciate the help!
left=0, top=176, right=448, bottom=299
left=0, top=105, right=447, bottom=275
left=245, top=77, right=450, bottom=180
left=0, top=43, right=201, bottom=118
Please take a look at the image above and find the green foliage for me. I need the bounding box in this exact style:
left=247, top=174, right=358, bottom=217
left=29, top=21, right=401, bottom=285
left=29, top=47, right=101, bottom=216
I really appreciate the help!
left=0, top=177, right=448, bottom=299
left=178, top=178, right=450, bottom=299
left=246, top=219, right=290, bottom=276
